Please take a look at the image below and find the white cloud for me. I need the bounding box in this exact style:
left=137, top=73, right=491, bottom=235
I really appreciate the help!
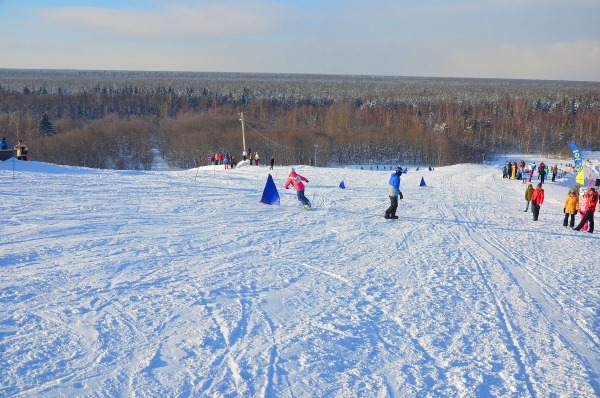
left=34, top=2, right=287, bottom=40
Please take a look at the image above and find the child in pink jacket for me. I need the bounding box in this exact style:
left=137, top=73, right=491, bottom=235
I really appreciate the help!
left=285, top=168, right=311, bottom=208
left=578, top=190, right=589, bottom=231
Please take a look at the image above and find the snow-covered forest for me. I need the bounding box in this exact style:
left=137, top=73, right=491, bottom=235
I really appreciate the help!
left=1, top=70, right=599, bottom=170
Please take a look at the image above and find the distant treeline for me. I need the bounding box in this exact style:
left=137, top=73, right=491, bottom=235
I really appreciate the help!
left=0, top=69, right=599, bottom=169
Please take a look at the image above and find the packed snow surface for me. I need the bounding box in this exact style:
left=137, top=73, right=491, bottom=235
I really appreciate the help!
left=1, top=154, right=599, bottom=397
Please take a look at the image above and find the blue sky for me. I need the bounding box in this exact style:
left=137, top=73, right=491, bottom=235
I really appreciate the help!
left=1, top=0, right=599, bottom=81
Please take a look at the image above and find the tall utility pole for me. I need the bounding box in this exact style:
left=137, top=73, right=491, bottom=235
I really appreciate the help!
left=239, top=112, right=246, bottom=156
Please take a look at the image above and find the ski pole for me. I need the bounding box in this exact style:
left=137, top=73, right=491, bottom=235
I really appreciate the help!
left=12, top=140, right=15, bottom=181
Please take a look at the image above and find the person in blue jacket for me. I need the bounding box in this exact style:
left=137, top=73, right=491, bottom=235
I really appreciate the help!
left=224, top=152, right=230, bottom=169
left=384, top=166, right=403, bottom=219
left=0, top=138, right=8, bottom=149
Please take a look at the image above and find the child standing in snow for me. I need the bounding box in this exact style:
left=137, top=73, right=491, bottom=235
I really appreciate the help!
left=524, top=183, right=534, bottom=212
left=285, top=168, right=311, bottom=209
left=530, top=183, right=544, bottom=221
left=563, top=188, right=579, bottom=228
left=577, top=189, right=589, bottom=231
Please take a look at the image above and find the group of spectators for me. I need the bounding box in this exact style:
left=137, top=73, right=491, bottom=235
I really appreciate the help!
left=562, top=185, right=598, bottom=233
left=242, top=148, right=261, bottom=166
left=521, top=161, right=599, bottom=233
left=0, top=138, right=28, bottom=160
left=503, top=160, right=565, bottom=185
left=210, top=152, right=237, bottom=169
left=210, top=149, right=277, bottom=169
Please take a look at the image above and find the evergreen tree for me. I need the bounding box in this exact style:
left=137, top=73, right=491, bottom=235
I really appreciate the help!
left=38, top=113, right=57, bottom=136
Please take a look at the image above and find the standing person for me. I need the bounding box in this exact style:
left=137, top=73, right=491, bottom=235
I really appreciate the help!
left=539, top=164, right=547, bottom=185
left=528, top=162, right=535, bottom=182
left=14, top=139, right=28, bottom=161
left=563, top=188, right=579, bottom=228
left=0, top=137, right=8, bottom=149
left=270, top=156, right=275, bottom=170
left=524, top=183, right=534, bottom=212
left=530, top=183, right=545, bottom=221
left=242, top=150, right=247, bottom=161
left=551, top=165, right=558, bottom=182
left=285, top=168, right=311, bottom=209
left=255, top=152, right=259, bottom=166
left=573, top=187, right=598, bottom=233
left=224, top=152, right=230, bottom=169
left=577, top=188, right=589, bottom=231
left=384, top=166, right=403, bottom=219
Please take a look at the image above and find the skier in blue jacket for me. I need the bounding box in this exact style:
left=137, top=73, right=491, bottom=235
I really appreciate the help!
left=384, top=166, right=403, bottom=219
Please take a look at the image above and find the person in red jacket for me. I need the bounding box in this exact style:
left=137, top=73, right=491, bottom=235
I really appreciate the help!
left=530, top=183, right=545, bottom=221
left=573, top=187, right=598, bottom=233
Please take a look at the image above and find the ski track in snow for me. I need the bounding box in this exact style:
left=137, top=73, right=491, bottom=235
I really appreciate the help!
left=1, top=157, right=599, bottom=397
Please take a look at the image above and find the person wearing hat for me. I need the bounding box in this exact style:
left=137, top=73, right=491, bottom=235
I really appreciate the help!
left=384, top=166, right=403, bottom=219
left=563, top=188, right=579, bottom=228
left=530, top=183, right=544, bottom=221
left=285, top=168, right=311, bottom=209
left=573, top=187, right=598, bottom=233
left=0, top=138, right=8, bottom=150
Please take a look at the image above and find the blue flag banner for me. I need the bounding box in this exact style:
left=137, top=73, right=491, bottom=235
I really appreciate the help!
left=260, top=174, right=280, bottom=205
left=569, top=143, right=585, bottom=186
left=339, top=180, right=345, bottom=189
left=420, top=177, right=427, bottom=187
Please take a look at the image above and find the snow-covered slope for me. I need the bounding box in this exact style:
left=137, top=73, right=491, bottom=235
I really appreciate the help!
left=1, top=154, right=599, bottom=397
